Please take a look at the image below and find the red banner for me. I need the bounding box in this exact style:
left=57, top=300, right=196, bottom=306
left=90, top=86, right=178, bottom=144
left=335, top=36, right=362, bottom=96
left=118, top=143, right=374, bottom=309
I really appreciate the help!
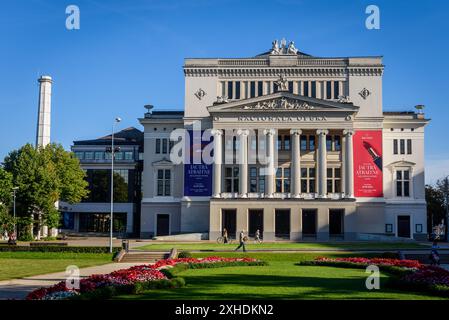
left=353, top=130, right=383, bottom=197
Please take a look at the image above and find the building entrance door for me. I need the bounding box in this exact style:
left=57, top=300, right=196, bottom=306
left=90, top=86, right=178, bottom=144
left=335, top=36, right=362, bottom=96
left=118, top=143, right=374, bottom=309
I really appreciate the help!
left=397, top=215, right=411, bottom=238
left=275, top=209, right=290, bottom=239
left=248, top=209, right=264, bottom=238
left=222, top=209, right=237, bottom=239
left=329, top=209, right=344, bottom=237
left=156, top=214, right=170, bottom=236
left=302, top=209, right=317, bottom=236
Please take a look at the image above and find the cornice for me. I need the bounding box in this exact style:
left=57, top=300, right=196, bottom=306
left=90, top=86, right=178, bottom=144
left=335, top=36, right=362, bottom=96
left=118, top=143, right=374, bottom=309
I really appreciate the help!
left=184, top=66, right=383, bottom=77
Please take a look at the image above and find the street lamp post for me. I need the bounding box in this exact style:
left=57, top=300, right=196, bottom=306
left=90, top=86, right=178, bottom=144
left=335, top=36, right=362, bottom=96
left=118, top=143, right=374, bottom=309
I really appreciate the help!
left=12, top=187, right=18, bottom=235
left=109, top=117, right=121, bottom=253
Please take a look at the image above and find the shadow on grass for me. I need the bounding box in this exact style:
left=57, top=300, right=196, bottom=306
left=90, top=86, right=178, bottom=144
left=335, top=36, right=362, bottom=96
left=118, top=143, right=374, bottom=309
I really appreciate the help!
left=116, top=272, right=413, bottom=300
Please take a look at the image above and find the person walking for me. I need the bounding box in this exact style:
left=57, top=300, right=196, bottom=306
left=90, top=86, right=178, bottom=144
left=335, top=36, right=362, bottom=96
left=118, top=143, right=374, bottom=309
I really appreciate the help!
left=255, top=229, right=261, bottom=244
left=235, top=230, right=247, bottom=252
left=430, top=240, right=440, bottom=265
left=223, top=228, right=229, bottom=244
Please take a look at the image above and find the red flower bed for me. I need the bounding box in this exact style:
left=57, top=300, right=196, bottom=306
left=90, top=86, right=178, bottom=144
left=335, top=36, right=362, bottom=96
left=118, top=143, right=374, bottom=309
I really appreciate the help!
left=315, top=257, right=422, bottom=269
left=26, top=256, right=261, bottom=300
left=402, top=265, right=449, bottom=287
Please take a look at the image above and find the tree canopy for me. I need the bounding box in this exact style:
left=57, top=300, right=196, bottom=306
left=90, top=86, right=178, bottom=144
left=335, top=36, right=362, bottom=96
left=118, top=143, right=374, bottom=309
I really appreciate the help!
left=2, top=143, right=89, bottom=232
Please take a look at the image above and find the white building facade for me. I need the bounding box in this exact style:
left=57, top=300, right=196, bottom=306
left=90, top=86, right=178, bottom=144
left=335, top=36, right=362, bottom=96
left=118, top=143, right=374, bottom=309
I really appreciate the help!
left=140, top=40, right=429, bottom=241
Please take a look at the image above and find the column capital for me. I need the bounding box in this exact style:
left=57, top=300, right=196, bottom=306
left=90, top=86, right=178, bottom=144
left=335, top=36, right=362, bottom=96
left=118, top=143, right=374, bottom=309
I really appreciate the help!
left=316, top=129, right=329, bottom=136
left=263, top=128, right=276, bottom=136
left=290, top=129, right=302, bottom=136
left=343, top=129, right=355, bottom=136
left=210, top=129, right=223, bottom=137
left=236, top=129, right=250, bottom=136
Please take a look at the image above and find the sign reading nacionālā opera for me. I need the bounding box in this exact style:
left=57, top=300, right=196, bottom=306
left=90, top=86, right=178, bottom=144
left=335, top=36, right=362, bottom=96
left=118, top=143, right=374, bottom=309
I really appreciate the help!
left=238, top=115, right=327, bottom=122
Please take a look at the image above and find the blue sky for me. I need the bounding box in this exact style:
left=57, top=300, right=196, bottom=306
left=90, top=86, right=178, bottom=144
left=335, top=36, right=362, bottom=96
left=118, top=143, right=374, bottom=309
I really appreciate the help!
left=1, top=0, right=448, bottom=183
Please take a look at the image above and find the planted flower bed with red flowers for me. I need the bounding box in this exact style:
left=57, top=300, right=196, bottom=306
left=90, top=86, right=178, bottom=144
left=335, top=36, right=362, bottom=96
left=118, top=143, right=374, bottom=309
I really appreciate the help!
left=299, top=256, right=449, bottom=298
left=26, top=256, right=265, bottom=300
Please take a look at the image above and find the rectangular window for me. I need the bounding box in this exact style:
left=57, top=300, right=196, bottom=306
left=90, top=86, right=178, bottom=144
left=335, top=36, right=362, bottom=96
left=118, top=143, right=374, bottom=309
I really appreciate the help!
left=74, top=152, right=84, bottom=160
left=311, top=81, right=316, bottom=98
left=224, top=167, right=239, bottom=193
left=249, top=167, right=265, bottom=193
left=309, top=135, right=316, bottom=151
left=393, top=139, right=398, bottom=155
left=235, top=81, right=241, bottom=99
left=250, top=81, right=256, bottom=98
left=333, top=81, right=339, bottom=99
left=327, top=168, right=342, bottom=194
left=334, top=136, right=341, bottom=151
left=162, top=139, right=168, bottom=154
left=300, top=136, right=307, bottom=151
left=124, top=151, right=133, bottom=160
left=157, top=169, right=171, bottom=196
left=301, top=167, right=316, bottom=193
left=277, top=134, right=291, bottom=151
left=304, top=81, right=309, bottom=97
left=115, top=152, right=123, bottom=160
left=288, top=81, right=294, bottom=94
left=258, top=81, right=263, bottom=96
left=400, top=139, right=405, bottom=154
left=275, top=167, right=291, bottom=193
left=396, top=169, right=410, bottom=197
left=169, top=140, right=174, bottom=153
left=326, top=136, right=332, bottom=151
left=407, top=139, right=412, bottom=154
left=227, top=82, right=233, bottom=99
left=156, top=138, right=161, bottom=154
left=94, top=152, right=103, bottom=160
left=326, top=81, right=332, bottom=99
left=85, top=152, right=94, bottom=160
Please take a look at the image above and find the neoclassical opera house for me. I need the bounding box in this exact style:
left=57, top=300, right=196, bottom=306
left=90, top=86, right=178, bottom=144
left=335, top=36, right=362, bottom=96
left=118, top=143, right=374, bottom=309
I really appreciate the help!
left=139, top=39, right=429, bottom=241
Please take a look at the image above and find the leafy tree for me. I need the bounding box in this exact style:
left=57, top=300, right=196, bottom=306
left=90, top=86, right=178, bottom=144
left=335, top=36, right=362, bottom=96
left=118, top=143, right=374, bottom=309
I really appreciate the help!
left=3, top=143, right=89, bottom=238
left=426, top=184, right=445, bottom=233
left=0, top=168, right=14, bottom=237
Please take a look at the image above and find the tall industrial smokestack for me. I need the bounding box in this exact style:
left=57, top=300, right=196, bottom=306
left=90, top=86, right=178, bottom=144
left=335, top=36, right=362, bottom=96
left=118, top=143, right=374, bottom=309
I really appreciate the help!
left=36, top=75, right=52, bottom=147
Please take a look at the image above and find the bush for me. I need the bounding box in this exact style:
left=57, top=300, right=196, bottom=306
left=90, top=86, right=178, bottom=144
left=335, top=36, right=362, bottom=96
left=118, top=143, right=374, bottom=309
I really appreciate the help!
left=18, top=233, right=34, bottom=242
left=178, top=251, right=192, bottom=258
left=0, top=245, right=121, bottom=253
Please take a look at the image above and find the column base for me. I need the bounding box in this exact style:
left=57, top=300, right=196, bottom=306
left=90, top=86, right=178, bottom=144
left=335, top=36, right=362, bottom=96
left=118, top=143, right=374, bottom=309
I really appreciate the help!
left=239, top=193, right=248, bottom=198
left=316, top=194, right=327, bottom=199
left=212, top=194, right=221, bottom=199
left=292, top=194, right=301, bottom=199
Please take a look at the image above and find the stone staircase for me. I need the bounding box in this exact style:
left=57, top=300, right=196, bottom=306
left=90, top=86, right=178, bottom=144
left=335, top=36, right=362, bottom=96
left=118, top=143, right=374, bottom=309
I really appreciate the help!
left=119, top=251, right=169, bottom=263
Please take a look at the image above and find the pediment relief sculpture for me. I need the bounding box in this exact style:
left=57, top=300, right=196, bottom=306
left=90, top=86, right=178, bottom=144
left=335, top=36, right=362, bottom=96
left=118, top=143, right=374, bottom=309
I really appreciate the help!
left=241, top=98, right=315, bottom=110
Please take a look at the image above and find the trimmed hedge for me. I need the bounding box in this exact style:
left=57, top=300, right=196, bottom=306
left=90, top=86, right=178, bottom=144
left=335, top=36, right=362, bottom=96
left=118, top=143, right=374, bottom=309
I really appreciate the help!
left=177, top=251, right=192, bottom=258
left=0, top=245, right=121, bottom=254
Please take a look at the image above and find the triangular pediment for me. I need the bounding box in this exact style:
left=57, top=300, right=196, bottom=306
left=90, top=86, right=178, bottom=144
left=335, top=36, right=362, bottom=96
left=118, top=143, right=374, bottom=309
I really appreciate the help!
left=207, top=92, right=359, bottom=113
left=152, top=158, right=174, bottom=167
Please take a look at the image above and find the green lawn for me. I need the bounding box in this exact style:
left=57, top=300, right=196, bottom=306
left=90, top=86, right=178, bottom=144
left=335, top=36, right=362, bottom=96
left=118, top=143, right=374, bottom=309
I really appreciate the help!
left=136, top=241, right=428, bottom=251
left=115, top=252, right=445, bottom=300
left=0, top=252, right=113, bottom=281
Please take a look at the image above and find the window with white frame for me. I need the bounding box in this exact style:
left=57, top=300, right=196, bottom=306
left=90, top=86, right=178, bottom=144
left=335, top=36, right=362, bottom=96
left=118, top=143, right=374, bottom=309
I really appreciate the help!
left=249, top=167, right=265, bottom=193
left=393, top=139, right=412, bottom=155
left=156, top=169, right=171, bottom=196
left=224, top=167, right=239, bottom=193
left=275, top=167, right=290, bottom=193
left=155, top=138, right=171, bottom=155
left=327, top=168, right=342, bottom=194
left=396, top=169, right=410, bottom=197
left=301, top=167, right=316, bottom=193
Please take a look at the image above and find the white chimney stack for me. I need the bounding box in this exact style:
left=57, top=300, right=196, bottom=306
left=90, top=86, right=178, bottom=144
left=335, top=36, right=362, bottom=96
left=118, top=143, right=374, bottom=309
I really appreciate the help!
left=36, top=75, right=52, bottom=147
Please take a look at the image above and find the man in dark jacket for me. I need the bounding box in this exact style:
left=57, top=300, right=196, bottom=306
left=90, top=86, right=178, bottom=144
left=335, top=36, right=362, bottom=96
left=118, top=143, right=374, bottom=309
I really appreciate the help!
left=234, top=230, right=247, bottom=252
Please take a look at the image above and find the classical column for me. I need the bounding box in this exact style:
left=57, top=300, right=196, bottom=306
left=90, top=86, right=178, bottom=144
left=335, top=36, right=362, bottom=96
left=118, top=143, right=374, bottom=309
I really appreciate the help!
left=316, top=129, right=329, bottom=198
left=290, top=129, right=302, bottom=198
left=237, top=129, right=249, bottom=198
left=263, top=128, right=276, bottom=198
left=211, top=129, right=223, bottom=198
left=343, top=129, right=354, bottom=198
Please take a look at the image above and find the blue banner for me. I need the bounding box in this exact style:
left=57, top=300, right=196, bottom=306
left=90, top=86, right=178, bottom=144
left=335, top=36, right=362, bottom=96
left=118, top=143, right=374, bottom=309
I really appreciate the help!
left=184, top=130, right=213, bottom=196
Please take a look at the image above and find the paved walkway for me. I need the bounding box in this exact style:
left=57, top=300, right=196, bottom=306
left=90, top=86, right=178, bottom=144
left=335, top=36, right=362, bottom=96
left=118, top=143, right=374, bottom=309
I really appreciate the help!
left=0, top=262, right=148, bottom=300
